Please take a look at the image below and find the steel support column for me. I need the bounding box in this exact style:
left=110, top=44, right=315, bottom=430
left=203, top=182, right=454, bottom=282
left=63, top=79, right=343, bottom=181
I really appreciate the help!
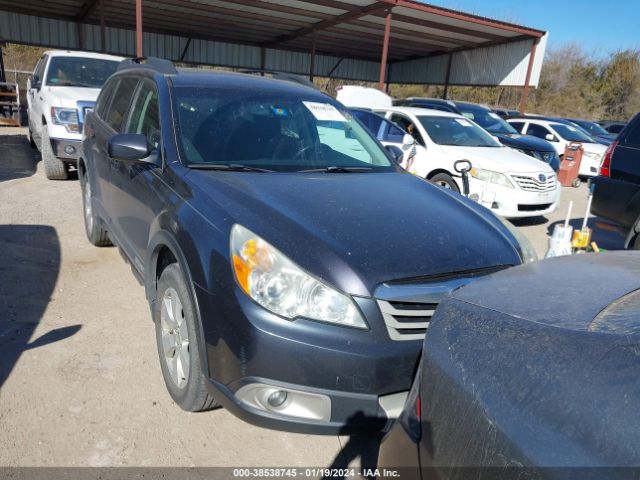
left=443, top=52, right=452, bottom=99
left=309, top=34, right=316, bottom=81
left=378, top=8, right=392, bottom=91
left=519, top=38, right=539, bottom=114
left=0, top=45, right=5, bottom=83
left=135, top=0, right=143, bottom=57
left=260, top=47, right=266, bottom=70
left=99, top=0, right=106, bottom=53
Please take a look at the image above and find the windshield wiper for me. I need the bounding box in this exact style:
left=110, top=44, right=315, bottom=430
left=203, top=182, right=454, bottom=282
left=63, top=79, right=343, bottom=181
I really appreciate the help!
left=298, top=166, right=373, bottom=173
left=188, top=163, right=274, bottom=172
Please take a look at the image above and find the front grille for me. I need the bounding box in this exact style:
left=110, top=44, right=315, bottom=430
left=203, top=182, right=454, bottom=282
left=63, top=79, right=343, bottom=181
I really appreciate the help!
left=377, top=300, right=435, bottom=340
left=511, top=174, right=556, bottom=192
left=374, top=268, right=507, bottom=341
left=518, top=203, right=552, bottom=212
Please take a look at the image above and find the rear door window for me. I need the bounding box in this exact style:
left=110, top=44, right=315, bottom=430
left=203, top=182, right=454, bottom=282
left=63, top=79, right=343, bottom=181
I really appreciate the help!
left=105, top=77, right=139, bottom=132
left=509, top=121, right=525, bottom=133
left=525, top=123, right=552, bottom=139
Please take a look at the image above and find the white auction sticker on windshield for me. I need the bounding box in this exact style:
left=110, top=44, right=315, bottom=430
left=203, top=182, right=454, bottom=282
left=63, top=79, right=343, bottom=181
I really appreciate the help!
left=303, top=101, right=347, bottom=122
left=488, top=112, right=501, bottom=119
left=455, top=118, right=473, bottom=127
left=567, top=125, right=577, bottom=131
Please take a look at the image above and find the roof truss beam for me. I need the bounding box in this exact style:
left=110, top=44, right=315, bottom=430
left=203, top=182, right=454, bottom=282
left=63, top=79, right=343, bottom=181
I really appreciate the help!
left=264, top=1, right=390, bottom=47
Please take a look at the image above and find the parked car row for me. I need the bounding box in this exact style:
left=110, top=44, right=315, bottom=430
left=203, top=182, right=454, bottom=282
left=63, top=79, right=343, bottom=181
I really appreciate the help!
left=339, top=88, right=561, bottom=219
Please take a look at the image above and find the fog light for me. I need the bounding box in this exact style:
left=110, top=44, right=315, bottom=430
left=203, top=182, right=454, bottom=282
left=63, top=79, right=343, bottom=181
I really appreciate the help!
left=64, top=145, right=76, bottom=155
left=491, top=202, right=499, bottom=209
left=267, top=390, right=288, bottom=408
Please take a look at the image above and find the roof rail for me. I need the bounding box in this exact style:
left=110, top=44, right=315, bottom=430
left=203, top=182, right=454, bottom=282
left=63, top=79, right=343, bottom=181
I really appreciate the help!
left=117, top=57, right=177, bottom=75
left=239, top=69, right=317, bottom=90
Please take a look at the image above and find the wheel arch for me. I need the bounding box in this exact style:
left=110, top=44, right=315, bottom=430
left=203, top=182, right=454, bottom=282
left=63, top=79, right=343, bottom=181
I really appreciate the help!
left=426, top=168, right=455, bottom=180
left=146, top=230, right=210, bottom=377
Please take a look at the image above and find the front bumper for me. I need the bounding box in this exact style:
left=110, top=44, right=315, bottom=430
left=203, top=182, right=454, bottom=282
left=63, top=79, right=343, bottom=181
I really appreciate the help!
left=196, top=284, right=421, bottom=434
left=468, top=175, right=561, bottom=218
left=51, top=138, right=82, bottom=162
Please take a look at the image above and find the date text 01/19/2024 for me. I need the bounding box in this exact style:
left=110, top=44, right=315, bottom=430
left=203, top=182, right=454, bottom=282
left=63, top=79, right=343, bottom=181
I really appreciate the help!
left=232, top=468, right=401, bottom=478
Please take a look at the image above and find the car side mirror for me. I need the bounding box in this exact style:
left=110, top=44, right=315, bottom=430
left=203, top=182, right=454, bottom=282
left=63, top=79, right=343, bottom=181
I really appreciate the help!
left=545, top=133, right=557, bottom=142
left=385, top=145, right=404, bottom=163
left=402, top=133, right=414, bottom=145
left=108, top=133, right=151, bottom=162
left=31, top=74, right=40, bottom=90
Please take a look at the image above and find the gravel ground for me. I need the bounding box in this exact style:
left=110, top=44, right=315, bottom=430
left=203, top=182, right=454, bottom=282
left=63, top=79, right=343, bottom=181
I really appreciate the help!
left=0, top=127, right=626, bottom=467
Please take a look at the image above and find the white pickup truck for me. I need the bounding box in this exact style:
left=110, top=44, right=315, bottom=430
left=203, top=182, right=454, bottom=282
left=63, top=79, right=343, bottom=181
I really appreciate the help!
left=27, top=50, right=124, bottom=180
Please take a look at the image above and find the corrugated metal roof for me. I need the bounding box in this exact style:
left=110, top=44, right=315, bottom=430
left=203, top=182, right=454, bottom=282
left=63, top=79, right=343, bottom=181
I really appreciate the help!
left=0, top=0, right=546, bottom=86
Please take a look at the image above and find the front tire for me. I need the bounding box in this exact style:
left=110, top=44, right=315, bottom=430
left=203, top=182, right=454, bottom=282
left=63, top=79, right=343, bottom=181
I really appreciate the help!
left=154, top=263, right=218, bottom=412
left=430, top=173, right=460, bottom=193
left=79, top=167, right=112, bottom=247
left=41, top=128, right=68, bottom=180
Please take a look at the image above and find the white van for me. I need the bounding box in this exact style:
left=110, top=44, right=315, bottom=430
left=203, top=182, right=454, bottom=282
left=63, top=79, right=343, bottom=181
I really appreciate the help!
left=336, top=85, right=392, bottom=109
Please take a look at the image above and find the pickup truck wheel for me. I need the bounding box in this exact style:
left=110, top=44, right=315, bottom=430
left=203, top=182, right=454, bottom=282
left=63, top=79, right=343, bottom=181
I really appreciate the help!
left=41, top=128, right=68, bottom=180
left=154, top=263, right=218, bottom=412
left=80, top=170, right=112, bottom=247
left=430, top=173, right=460, bottom=193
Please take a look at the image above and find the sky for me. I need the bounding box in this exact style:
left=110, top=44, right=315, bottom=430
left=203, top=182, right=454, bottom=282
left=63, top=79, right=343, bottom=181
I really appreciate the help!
left=425, top=0, right=639, bottom=56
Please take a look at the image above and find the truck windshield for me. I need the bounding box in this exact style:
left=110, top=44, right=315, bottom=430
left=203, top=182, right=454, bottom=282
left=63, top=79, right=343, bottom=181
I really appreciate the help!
left=172, top=86, right=395, bottom=172
left=46, top=57, right=119, bottom=88
left=417, top=116, right=502, bottom=147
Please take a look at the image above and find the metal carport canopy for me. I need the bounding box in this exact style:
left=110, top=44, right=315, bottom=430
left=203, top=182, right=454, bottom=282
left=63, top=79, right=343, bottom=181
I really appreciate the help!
left=0, top=0, right=547, bottom=106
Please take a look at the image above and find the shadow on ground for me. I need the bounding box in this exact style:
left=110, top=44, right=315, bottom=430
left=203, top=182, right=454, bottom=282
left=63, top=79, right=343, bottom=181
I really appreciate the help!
left=0, top=134, right=40, bottom=182
left=510, top=215, right=550, bottom=227
left=546, top=217, right=626, bottom=251
left=323, top=413, right=385, bottom=479
left=0, top=225, right=81, bottom=387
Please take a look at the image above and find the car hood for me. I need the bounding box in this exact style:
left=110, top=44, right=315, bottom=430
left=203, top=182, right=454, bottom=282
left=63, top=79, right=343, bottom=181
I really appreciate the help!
left=495, top=133, right=556, bottom=152
left=186, top=170, right=522, bottom=296
left=439, top=145, right=553, bottom=174
left=45, top=86, right=100, bottom=108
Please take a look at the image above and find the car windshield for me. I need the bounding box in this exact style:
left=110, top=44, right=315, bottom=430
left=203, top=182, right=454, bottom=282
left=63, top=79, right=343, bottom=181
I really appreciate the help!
left=459, top=108, right=518, bottom=134
left=552, top=123, right=593, bottom=142
left=172, top=86, right=395, bottom=172
left=45, top=57, right=119, bottom=88
left=573, top=120, right=609, bottom=136
left=417, top=116, right=502, bottom=147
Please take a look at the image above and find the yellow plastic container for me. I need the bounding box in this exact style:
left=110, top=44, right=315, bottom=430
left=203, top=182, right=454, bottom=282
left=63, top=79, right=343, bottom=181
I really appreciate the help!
left=572, top=229, right=592, bottom=249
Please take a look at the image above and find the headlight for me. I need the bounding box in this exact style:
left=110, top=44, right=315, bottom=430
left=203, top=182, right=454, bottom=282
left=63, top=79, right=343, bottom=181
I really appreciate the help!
left=494, top=215, right=538, bottom=263
left=583, top=151, right=601, bottom=161
left=470, top=167, right=514, bottom=189
left=230, top=224, right=367, bottom=329
left=50, top=107, right=79, bottom=133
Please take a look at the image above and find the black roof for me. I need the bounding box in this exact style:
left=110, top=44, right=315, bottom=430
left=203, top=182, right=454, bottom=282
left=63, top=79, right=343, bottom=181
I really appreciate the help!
left=116, top=57, right=324, bottom=97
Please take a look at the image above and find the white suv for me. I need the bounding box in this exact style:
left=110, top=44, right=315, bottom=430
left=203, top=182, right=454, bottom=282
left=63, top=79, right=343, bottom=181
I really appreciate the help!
left=376, top=107, right=561, bottom=219
left=27, top=50, right=124, bottom=179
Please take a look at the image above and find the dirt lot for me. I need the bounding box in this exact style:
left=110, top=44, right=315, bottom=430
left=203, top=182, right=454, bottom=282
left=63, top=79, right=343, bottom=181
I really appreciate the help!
left=0, top=127, right=626, bottom=467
